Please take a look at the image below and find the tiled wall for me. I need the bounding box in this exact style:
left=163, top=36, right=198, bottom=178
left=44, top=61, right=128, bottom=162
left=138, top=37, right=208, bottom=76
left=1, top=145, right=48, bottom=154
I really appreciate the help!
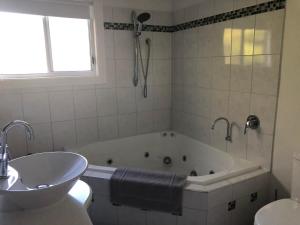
left=0, top=6, right=173, bottom=158
left=0, top=0, right=285, bottom=170
left=171, top=0, right=285, bottom=170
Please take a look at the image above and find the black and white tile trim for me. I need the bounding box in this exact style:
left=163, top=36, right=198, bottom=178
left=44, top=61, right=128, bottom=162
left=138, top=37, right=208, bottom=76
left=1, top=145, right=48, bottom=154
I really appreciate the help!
left=104, top=0, right=286, bottom=33
left=104, top=22, right=174, bottom=33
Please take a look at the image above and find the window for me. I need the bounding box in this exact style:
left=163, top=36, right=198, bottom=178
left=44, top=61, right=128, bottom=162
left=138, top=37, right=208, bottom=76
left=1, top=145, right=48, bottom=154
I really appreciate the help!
left=0, top=12, right=94, bottom=77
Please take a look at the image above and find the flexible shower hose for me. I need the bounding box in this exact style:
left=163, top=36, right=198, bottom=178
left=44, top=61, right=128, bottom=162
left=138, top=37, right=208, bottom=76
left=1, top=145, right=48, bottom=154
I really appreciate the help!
left=137, top=38, right=151, bottom=98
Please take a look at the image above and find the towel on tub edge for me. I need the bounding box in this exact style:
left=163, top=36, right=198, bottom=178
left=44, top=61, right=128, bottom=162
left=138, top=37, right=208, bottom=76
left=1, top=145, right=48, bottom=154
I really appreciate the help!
left=110, top=167, right=187, bottom=215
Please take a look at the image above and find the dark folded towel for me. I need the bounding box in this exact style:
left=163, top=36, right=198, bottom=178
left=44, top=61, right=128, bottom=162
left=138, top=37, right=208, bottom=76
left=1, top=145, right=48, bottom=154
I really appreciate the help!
left=110, top=168, right=187, bottom=215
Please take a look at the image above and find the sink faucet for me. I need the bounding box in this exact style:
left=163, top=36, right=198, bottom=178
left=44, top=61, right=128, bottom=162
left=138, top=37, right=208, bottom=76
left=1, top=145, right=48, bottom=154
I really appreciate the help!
left=0, top=120, right=34, bottom=179
left=211, top=117, right=232, bottom=142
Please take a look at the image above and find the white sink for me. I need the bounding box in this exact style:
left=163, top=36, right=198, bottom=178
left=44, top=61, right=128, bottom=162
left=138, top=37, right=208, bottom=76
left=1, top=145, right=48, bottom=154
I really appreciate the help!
left=0, top=166, right=18, bottom=191
left=0, top=152, right=88, bottom=209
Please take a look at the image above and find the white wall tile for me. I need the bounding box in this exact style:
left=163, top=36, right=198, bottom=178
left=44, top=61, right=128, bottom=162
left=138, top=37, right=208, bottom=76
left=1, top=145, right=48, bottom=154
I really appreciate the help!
left=23, top=92, right=51, bottom=123
left=113, top=7, right=131, bottom=23
left=250, top=94, right=277, bottom=135
left=104, top=30, right=115, bottom=59
left=96, top=88, right=118, bottom=116
left=177, top=208, right=206, bottom=225
left=98, top=116, right=119, bottom=140
left=211, top=57, right=231, bottom=90
left=152, top=85, right=171, bottom=110
left=197, top=57, right=212, bottom=88
left=136, top=86, right=154, bottom=112
left=214, top=0, right=234, bottom=15
left=228, top=123, right=247, bottom=159
left=74, top=89, right=97, bottom=119
left=52, top=120, right=76, bottom=150
left=252, top=55, right=281, bottom=96
left=184, top=28, right=199, bottom=58
left=147, top=211, right=177, bottom=225
left=210, top=90, right=229, bottom=119
left=230, top=56, right=253, bottom=92
left=137, top=111, right=154, bottom=134
left=173, top=9, right=185, bottom=24
left=254, top=10, right=284, bottom=55
left=153, top=33, right=172, bottom=59
left=49, top=91, right=74, bottom=122
left=173, top=31, right=185, bottom=59
left=208, top=184, right=233, bottom=208
left=114, top=31, right=134, bottom=59
left=199, top=0, right=214, bottom=18
left=207, top=203, right=231, bottom=225
left=28, top=123, right=53, bottom=153
left=153, top=110, right=170, bottom=131
left=103, top=6, right=113, bottom=22
left=76, top=118, right=98, bottom=145
left=0, top=93, right=23, bottom=126
left=210, top=21, right=232, bottom=56
left=184, top=5, right=200, bottom=22
left=231, top=16, right=255, bottom=56
left=153, top=60, right=172, bottom=85
left=117, top=87, right=137, bottom=114
left=172, top=85, right=184, bottom=112
left=198, top=25, right=214, bottom=57
left=234, top=0, right=256, bottom=9
left=116, top=59, right=135, bottom=87
left=118, top=114, right=137, bottom=137
left=150, top=11, right=173, bottom=26
left=7, top=126, right=28, bottom=158
left=211, top=121, right=228, bottom=152
left=229, top=92, right=250, bottom=123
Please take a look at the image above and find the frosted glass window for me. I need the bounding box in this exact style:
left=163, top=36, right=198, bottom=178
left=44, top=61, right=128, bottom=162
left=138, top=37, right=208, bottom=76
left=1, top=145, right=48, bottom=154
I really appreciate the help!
left=0, top=12, right=48, bottom=74
left=48, top=17, right=92, bottom=72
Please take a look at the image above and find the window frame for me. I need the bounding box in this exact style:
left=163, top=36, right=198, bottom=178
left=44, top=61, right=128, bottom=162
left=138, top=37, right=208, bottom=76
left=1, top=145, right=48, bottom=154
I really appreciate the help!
left=0, top=14, right=96, bottom=79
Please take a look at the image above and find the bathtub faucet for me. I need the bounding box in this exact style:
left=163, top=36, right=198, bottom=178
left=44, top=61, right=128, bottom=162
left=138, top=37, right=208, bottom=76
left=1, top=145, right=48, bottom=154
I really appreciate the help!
left=0, top=120, right=34, bottom=179
left=211, top=117, right=232, bottom=142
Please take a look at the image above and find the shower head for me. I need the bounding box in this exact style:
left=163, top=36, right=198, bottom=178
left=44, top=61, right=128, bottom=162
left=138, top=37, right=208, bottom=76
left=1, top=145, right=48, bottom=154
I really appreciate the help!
left=137, top=12, right=151, bottom=23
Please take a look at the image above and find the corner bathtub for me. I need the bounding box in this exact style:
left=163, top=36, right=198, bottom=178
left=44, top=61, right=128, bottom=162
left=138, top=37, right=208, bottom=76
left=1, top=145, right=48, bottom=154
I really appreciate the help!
left=68, top=131, right=270, bottom=225
left=69, top=131, right=260, bottom=186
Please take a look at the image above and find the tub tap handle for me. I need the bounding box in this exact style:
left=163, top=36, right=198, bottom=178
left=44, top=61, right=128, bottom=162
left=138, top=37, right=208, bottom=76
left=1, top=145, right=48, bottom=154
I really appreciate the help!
left=244, top=115, right=260, bottom=134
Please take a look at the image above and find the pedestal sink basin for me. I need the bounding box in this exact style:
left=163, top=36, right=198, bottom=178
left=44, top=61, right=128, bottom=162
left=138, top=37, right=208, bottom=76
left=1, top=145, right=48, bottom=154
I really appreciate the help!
left=0, top=152, right=88, bottom=210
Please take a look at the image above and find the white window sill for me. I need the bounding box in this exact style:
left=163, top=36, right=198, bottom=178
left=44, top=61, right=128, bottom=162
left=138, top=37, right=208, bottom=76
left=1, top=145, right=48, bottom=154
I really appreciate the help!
left=0, top=73, right=106, bottom=89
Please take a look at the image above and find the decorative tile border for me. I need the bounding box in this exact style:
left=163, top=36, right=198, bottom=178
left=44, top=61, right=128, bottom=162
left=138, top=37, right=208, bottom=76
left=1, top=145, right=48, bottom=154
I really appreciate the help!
left=104, top=0, right=286, bottom=33
left=104, top=22, right=174, bottom=33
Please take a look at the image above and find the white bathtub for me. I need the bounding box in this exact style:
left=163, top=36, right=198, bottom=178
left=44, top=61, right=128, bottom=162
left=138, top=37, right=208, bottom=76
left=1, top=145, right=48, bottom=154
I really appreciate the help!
left=68, top=131, right=270, bottom=225
left=69, top=131, right=260, bottom=186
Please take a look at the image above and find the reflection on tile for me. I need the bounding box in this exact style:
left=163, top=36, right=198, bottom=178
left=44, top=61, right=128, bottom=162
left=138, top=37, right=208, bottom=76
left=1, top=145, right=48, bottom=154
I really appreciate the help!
left=254, top=10, right=284, bottom=55
left=231, top=16, right=255, bottom=56
left=230, top=56, right=253, bottom=92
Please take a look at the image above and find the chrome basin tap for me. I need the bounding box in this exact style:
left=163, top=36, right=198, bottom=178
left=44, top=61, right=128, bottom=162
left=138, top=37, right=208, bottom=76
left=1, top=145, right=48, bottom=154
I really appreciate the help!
left=211, top=117, right=232, bottom=142
left=0, top=120, right=34, bottom=179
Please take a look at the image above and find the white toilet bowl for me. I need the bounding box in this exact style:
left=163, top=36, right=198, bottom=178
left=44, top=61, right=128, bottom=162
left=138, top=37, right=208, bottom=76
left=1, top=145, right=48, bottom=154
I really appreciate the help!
left=254, top=153, right=300, bottom=225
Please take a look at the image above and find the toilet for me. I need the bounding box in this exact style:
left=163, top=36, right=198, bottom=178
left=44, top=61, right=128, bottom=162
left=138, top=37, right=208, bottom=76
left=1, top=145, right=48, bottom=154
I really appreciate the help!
left=254, top=154, right=300, bottom=225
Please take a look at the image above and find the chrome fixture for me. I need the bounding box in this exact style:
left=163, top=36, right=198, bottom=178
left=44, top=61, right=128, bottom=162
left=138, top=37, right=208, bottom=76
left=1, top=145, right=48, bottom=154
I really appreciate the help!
left=0, top=120, right=34, bottom=179
left=132, top=11, right=151, bottom=98
left=244, top=115, right=260, bottom=134
left=211, top=117, right=232, bottom=142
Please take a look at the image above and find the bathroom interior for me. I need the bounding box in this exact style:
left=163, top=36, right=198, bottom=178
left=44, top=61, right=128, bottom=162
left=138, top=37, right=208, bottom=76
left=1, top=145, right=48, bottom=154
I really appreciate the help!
left=0, top=0, right=299, bottom=224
